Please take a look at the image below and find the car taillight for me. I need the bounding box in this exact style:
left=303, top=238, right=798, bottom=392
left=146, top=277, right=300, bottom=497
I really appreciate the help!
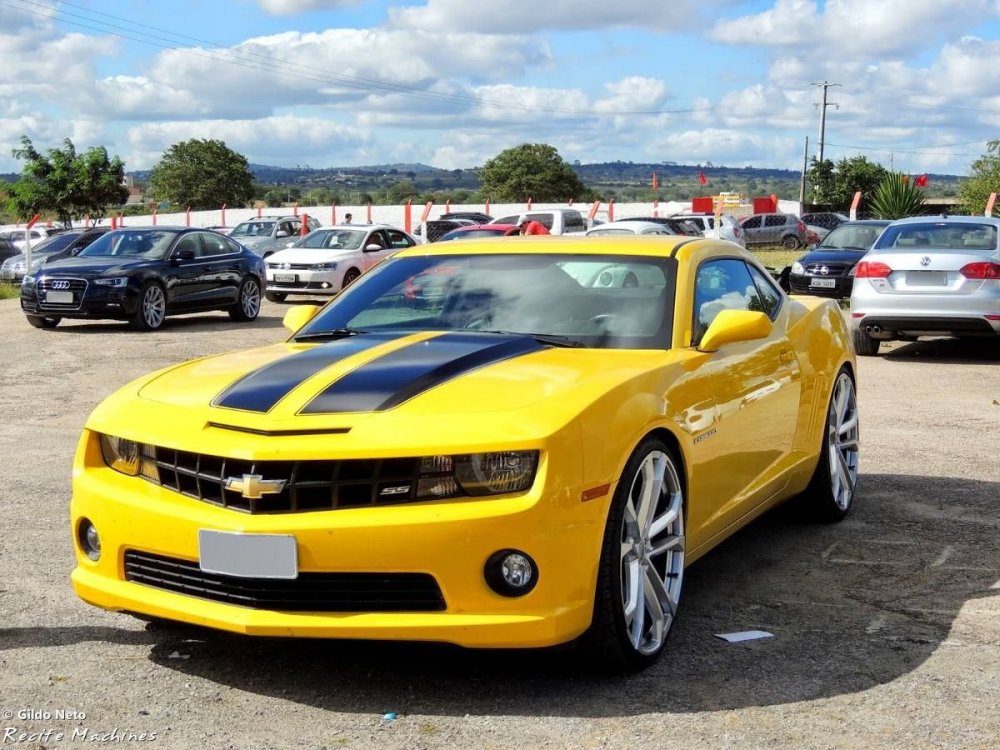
left=797, top=221, right=806, bottom=232
left=959, top=261, right=1000, bottom=279
left=854, top=261, right=892, bottom=279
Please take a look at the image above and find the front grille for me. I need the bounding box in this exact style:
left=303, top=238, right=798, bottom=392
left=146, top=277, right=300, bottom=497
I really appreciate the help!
left=38, top=277, right=87, bottom=309
left=124, top=550, right=446, bottom=612
left=145, top=446, right=422, bottom=513
left=805, top=263, right=850, bottom=276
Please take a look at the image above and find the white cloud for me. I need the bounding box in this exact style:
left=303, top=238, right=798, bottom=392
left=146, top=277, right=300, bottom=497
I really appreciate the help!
left=389, top=0, right=740, bottom=33
left=652, top=129, right=801, bottom=169
left=257, top=0, right=360, bottom=15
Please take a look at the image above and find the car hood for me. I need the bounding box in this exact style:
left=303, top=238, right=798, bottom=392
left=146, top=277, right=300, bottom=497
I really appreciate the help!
left=797, top=248, right=867, bottom=265
left=266, top=247, right=361, bottom=264
left=86, top=331, right=679, bottom=455
left=36, top=256, right=158, bottom=277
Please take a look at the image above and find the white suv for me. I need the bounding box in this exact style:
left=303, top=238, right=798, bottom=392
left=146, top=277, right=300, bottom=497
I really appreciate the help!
left=671, top=213, right=745, bottom=247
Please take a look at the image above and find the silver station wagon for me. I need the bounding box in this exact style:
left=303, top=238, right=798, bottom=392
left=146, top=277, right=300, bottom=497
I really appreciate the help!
left=850, top=215, right=1000, bottom=355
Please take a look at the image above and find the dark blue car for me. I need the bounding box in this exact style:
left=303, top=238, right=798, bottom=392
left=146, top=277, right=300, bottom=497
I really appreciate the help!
left=788, top=220, right=890, bottom=298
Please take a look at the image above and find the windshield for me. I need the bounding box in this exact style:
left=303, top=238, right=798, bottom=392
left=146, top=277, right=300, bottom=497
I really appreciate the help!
left=296, top=253, right=676, bottom=350
left=873, top=222, right=998, bottom=251
left=77, top=230, right=178, bottom=259
left=438, top=229, right=508, bottom=242
left=231, top=221, right=275, bottom=238
left=819, top=223, right=887, bottom=251
left=28, top=232, right=78, bottom=254
left=291, top=229, right=367, bottom=250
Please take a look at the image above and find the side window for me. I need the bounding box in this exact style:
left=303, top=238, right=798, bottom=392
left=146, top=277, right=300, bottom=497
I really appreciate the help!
left=365, top=231, right=386, bottom=250
left=386, top=230, right=414, bottom=249
left=692, top=259, right=764, bottom=345
left=742, top=216, right=761, bottom=229
left=526, top=213, right=554, bottom=230
left=563, top=211, right=585, bottom=232
left=199, top=232, right=235, bottom=256
left=747, top=264, right=782, bottom=319
left=173, top=234, right=202, bottom=258
left=764, top=215, right=786, bottom=227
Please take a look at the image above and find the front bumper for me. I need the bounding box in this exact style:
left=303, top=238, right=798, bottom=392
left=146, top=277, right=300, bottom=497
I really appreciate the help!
left=21, top=283, right=139, bottom=320
left=266, top=269, right=340, bottom=295
left=70, top=430, right=604, bottom=648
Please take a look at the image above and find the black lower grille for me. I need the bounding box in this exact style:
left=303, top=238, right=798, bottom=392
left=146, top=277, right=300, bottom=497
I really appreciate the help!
left=123, top=550, right=446, bottom=612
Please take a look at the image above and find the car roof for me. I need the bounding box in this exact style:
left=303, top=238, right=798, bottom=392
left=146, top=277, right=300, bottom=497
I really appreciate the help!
left=313, top=224, right=403, bottom=231
left=589, top=220, right=674, bottom=232
left=447, top=223, right=519, bottom=231
left=392, top=234, right=702, bottom=259
left=884, top=215, right=1000, bottom=227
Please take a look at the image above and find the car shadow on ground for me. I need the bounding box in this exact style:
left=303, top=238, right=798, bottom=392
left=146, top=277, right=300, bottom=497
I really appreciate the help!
left=107, top=473, right=999, bottom=717
left=882, top=336, right=1000, bottom=363
left=37, top=313, right=286, bottom=335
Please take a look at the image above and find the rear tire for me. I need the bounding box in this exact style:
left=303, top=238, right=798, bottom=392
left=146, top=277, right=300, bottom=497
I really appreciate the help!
left=852, top=327, right=881, bottom=356
left=782, top=234, right=801, bottom=249
left=229, top=276, right=261, bottom=322
left=26, top=315, right=60, bottom=329
left=265, top=291, right=287, bottom=303
left=580, top=437, right=685, bottom=672
left=800, top=368, right=859, bottom=522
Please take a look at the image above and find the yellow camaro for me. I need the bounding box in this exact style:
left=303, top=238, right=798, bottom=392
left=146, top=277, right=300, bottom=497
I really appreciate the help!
left=71, top=236, right=858, bottom=671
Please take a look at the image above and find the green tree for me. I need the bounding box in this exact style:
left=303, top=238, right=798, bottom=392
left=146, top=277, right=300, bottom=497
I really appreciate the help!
left=5, top=136, right=128, bottom=226
left=262, top=189, right=285, bottom=207
left=959, top=139, right=1000, bottom=216
left=869, top=173, right=926, bottom=219
left=480, top=143, right=591, bottom=202
left=807, top=155, right=888, bottom=209
left=147, top=139, right=253, bottom=210
left=386, top=179, right=417, bottom=204
left=303, top=187, right=338, bottom=205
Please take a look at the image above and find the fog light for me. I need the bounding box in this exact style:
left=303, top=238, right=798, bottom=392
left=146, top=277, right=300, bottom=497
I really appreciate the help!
left=484, top=549, right=537, bottom=597
left=78, top=518, right=101, bottom=561
left=321, top=282, right=331, bottom=289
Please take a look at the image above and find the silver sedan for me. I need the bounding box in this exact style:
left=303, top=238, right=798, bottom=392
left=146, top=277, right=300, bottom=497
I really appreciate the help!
left=850, top=215, right=1000, bottom=355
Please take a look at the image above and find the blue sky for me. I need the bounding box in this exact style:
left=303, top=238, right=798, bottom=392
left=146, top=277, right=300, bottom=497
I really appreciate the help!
left=2, top=0, right=999, bottom=176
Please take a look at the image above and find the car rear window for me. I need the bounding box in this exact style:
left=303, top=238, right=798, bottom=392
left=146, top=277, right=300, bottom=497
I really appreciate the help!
left=875, top=222, right=998, bottom=251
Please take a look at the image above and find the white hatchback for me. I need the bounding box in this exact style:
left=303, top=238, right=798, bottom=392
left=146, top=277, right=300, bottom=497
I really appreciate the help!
left=264, top=224, right=417, bottom=301
left=671, top=213, right=746, bottom=247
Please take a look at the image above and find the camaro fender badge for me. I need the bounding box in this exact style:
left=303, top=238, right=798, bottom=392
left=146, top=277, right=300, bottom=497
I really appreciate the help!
left=379, top=485, right=411, bottom=496
left=693, top=428, right=718, bottom=444
left=224, top=473, right=287, bottom=500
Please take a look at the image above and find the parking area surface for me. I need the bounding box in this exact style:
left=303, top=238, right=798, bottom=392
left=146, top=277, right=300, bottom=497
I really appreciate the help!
left=1, top=298, right=998, bottom=749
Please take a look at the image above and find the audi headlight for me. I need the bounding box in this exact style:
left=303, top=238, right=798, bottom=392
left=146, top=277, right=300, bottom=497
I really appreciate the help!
left=95, top=277, right=128, bottom=287
left=791, top=261, right=805, bottom=275
left=21, top=274, right=36, bottom=287
left=416, top=451, right=539, bottom=499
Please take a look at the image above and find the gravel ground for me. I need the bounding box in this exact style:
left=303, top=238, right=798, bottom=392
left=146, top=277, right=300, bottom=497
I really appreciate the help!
left=1, top=298, right=998, bottom=750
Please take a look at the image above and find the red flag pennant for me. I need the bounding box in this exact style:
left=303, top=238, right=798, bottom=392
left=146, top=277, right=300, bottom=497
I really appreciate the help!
left=698, top=170, right=707, bottom=186
left=652, top=172, right=659, bottom=191
left=914, top=174, right=929, bottom=187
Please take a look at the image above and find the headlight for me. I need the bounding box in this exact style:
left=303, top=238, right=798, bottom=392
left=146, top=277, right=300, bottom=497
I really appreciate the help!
left=791, top=261, right=805, bottom=275
left=311, top=262, right=338, bottom=271
left=98, top=434, right=158, bottom=479
left=94, top=277, right=128, bottom=287
left=21, top=274, right=35, bottom=287
left=416, top=451, right=539, bottom=499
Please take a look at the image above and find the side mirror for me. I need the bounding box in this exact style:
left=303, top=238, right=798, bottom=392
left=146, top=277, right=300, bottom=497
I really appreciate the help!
left=172, top=248, right=196, bottom=261
left=282, top=304, right=321, bottom=334
left=276, top=230, right=290, bottom=238
left=697, top=310, right=772, bottom=353
left=364, top=243, right=383, bottom=252
left=285, top=240, right=296, bottom=247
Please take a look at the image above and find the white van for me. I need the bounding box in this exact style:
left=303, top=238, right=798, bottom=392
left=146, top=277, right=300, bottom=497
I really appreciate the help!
left=493, top=208, right=588, bottom=235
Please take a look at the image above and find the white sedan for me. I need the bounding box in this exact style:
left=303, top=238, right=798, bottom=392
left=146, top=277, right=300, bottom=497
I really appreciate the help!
left=585, top=220, right=676, bottom=237
left=264, top=224, right=417, bottom=302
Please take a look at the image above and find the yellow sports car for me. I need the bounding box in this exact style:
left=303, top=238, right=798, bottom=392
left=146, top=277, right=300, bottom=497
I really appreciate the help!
left=71, top=236, right=858, bottom=671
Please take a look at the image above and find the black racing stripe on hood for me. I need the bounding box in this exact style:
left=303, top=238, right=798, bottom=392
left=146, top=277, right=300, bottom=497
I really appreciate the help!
left=213, top=332, right=408, bottom=413
left=300, top=333, right=546, bottom=414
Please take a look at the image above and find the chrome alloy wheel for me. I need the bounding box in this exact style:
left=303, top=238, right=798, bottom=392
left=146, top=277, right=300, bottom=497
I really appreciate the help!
left=620, top=450, right=685, bottom=656
left=240, top=279, right=261, bottom=318
left=827, top=372, right=860, bottom=510
left=142, top=285, right=166, bottom=329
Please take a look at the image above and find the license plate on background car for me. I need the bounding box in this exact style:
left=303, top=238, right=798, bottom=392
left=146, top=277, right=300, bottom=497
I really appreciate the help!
left=809, top=278, right=837, bottom=289
left=45, top=291, right=74, bottom=304
left=198, top=530, right=298, bottom=579
left=273, top=273, right=296, bottom=283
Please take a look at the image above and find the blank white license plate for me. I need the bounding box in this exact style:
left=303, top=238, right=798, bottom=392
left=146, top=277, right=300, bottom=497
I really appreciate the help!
left=46, top=291, right=74, bottom=303
left=907, top=271, right=947, bottom=286
left=810, top=278, right=837, bottom=289
left=198, top=530, right=298, bottom=579
left=273, top=273, right=296, bottom=283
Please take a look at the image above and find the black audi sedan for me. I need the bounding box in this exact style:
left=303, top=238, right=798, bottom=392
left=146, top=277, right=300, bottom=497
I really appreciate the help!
left=20, top=227, right=265, bottom=331
left=788, top=219, right=890, bottom=298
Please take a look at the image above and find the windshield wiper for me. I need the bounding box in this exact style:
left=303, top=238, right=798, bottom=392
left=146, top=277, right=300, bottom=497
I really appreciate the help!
left=294, top=327, right=370, bottom=341
left=476, top=330, right=586, bottom=348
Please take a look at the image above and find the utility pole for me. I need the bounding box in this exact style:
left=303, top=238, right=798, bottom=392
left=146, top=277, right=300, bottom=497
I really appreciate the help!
left=812, top=81, right=840, bottom=163
left=799, top=136, right=809, bottom=205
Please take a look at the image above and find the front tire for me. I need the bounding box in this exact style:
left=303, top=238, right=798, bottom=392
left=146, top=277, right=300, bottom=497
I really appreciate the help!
left=129, top=282, right=167, bottom=331
left=583, top=438, right=685, bottom=672
left=341, top=268, right=361, bottom=289
left=852, top=327, right=881, bottom=356
left=26, top=315, right=60, bottom=329
left=229, top=277, right=261, bottom=322
left=801, top=368, right=860, bottom=522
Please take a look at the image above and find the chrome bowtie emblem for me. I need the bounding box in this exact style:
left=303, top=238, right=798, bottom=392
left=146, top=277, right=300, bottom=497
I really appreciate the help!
left=51, top=280, right=71, bottom=289
left=920, top=256, right=931, bottom=267
left=224, top=474, right=286, bottom=500
left=819, top=266, right=829, bottom=275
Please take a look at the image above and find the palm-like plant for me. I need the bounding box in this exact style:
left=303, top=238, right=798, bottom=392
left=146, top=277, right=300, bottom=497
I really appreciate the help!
left=869, top=172, right=926, bottom=219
